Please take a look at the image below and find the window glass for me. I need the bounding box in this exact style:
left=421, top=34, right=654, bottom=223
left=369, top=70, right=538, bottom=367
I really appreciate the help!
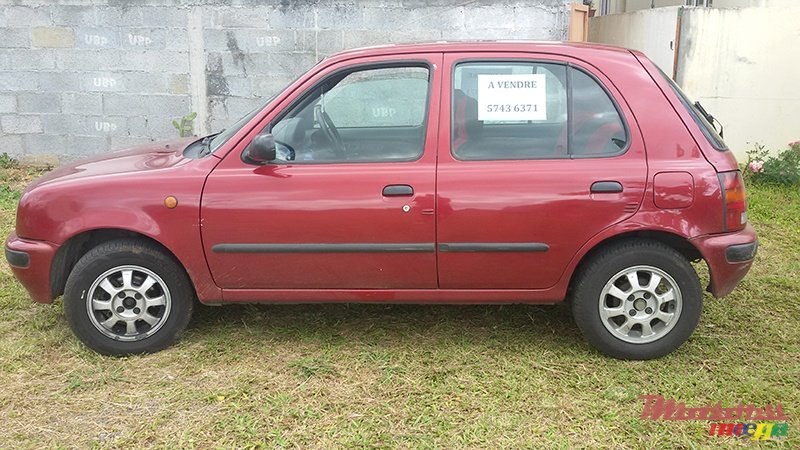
left=209, top=75, right=300, bottom=154
left=268, top=66, right=430, bottom=163
left=570, top=68, right=627, bottom=156
left=451, top=62, right=628, bottom=160
left=324, top=68, right=428, bottom=128
left=452, top=62, right=567, bottom=160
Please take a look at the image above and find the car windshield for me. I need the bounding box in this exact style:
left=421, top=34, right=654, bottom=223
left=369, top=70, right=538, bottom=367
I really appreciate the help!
left=206, top=71, right=309, bottom=153
left=207, top=99, right=270, bottom=153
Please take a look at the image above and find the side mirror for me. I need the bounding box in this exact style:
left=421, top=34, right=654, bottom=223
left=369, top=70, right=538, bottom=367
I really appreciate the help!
left=245, top=133, right=277, bottom=164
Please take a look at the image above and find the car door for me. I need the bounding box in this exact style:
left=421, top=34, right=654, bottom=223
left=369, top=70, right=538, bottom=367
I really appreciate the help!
left=201, top=54, right=442, bottom=289
left=436, top=52, right=647, bottom=289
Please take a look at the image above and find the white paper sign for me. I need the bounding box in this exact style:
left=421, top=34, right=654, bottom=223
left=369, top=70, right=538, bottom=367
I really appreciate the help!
left=477, top=74, right=547, bottom=121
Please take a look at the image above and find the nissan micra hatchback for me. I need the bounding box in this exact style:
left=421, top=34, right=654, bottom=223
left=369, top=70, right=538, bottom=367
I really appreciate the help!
left=6, top=42, right=757, bottom=359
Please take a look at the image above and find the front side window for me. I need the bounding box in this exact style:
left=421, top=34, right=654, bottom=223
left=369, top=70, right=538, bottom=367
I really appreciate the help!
left=451, top=61, right=627, bottom=160
left=268, top=65, right=430, bottom=163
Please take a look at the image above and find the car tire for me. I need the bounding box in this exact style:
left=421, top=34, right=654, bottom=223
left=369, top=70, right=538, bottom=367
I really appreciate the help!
left=63, top=239, right=194, bottom=356
left=571, top=239, right=702, bottom=360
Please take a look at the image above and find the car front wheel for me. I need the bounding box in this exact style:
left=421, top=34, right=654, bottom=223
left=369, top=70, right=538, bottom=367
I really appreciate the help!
left=64, top=239, right=194, bottom=355
left=571, top=239, right=702, bottom=360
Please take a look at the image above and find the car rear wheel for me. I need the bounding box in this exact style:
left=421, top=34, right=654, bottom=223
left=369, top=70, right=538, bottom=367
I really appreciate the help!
left=64, top=239, right=194, bottom=355
left=571, top=239, right=702, bottom=360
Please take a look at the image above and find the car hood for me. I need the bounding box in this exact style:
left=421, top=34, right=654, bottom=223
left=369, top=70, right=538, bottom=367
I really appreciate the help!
left=26, top=137, right=199, bottom=192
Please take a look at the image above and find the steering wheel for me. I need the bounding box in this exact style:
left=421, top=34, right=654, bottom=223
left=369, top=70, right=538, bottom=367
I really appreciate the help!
left=318, top=109, right=346, bottom=158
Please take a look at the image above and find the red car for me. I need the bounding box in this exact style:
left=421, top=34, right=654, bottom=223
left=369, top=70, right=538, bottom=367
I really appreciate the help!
left=6, top=42, right=757, bottom=359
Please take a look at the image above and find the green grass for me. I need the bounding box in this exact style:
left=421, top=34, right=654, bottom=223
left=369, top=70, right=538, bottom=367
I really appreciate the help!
left=0, top=167, right=797, bottom=449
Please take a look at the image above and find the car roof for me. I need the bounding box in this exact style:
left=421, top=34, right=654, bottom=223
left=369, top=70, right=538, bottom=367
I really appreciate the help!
left=327, top=40, right=633, bottom=60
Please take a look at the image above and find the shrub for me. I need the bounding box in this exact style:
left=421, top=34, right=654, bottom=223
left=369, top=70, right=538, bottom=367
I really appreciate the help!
left=743, top=142, right=800, bottom=186
left=0, top=153, right=18, bottom=169
left=172, top=112, right=198, bottom=138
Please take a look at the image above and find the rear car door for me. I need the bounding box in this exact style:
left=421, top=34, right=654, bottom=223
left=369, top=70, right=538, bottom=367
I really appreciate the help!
left=201, top=54, right=442, bottom=289
left=436, top=52, right=647, bottom=289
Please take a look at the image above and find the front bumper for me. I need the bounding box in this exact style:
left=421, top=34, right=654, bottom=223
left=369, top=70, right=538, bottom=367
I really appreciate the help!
left=5, top=232, right=59, bottom=303
left=690, top=223, right=758, bottom=298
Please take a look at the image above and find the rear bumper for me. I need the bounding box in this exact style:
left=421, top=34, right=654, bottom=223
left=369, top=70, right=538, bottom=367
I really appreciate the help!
left=690, top=223, right=757, bottom=298
left=5, top=232, right=58, bottom=303
left=725, top=240, right=758, bottom=263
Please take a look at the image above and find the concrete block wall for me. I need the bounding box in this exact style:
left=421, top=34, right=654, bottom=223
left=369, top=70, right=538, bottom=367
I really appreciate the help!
left=589, top=4, right=800, bottom=158
left=0, top=0, right=570, bottom=163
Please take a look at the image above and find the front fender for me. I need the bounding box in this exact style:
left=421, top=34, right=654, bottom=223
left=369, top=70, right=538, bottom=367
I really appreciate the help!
left=16, top=161, right=223, bottom=303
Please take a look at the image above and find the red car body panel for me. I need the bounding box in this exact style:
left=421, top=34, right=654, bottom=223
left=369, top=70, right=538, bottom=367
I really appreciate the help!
left=6, top=42, right=756, bottom=306
left=632, top=52, right=740, bottom=174
left=11, top=139, right=224, bottom=303
left=435, top=51, right=647, bottom=290
left=689, top=223, right=757, bottom=297
left=5, top=232, right=58, bottom=302
left=201, top=53, right=442, bottom=291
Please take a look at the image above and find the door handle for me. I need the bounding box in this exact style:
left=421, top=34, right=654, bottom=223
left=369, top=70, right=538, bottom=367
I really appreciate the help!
left=383, top=184, right=414, bottom=197
left=590, top=181, right=623, bottom=193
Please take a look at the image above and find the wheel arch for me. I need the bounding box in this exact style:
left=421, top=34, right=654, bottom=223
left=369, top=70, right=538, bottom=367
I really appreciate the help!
left=50, top=228, right=187, bottom=300
left=566, top=229, right=703, bottom=294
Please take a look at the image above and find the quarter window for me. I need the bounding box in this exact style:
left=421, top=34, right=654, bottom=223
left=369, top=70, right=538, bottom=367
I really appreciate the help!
left=269, top=66, right=430, bottom=163
left=451, top=62, right=627, bottom=160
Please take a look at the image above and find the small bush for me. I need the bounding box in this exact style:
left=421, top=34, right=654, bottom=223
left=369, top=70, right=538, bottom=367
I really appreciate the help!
left=743, top=141, right=800, bottom=186
left=172, top=112, right=198, bottom=138
left=0, top=153, right=19, bottom=169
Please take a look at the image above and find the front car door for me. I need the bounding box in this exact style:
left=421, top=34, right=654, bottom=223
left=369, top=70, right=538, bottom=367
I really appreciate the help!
left=201, top=54, right=442, bottom=291
left=436, top=52, right=647, bottom=289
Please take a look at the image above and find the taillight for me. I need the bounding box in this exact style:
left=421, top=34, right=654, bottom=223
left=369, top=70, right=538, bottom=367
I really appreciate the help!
left=719, top=171, right=747, bottom=231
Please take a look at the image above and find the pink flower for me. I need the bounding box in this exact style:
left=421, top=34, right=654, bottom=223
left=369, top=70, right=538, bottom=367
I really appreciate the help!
left=790, top=140, right=800, bottom=148
left=748, top=160, right=764, bottom=173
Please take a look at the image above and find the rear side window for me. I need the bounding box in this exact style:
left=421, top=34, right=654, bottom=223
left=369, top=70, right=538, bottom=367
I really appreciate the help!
left=451, top=62, right=628, bottom=160
left=658, top=67, right=727, bottom=151
left=571, top=68, right=628, bottom=156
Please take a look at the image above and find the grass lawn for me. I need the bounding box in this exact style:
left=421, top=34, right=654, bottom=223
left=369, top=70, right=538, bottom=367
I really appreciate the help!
left=0, top=166, right=797, bottom=449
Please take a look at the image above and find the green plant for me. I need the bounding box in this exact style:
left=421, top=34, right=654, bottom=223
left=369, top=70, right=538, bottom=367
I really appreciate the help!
left=0, top=153, right=18, bottom=169
left=743, top=141, right=800, bottom=186
left=172, top=112, right=197, bottom=138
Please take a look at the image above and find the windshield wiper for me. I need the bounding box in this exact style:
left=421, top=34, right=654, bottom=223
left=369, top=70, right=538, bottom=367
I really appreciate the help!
left=694, top=101, right=724, bottom=138
left=197, top=131, right=223, bottom=157
left=197, top=136, right=212, bottom=157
